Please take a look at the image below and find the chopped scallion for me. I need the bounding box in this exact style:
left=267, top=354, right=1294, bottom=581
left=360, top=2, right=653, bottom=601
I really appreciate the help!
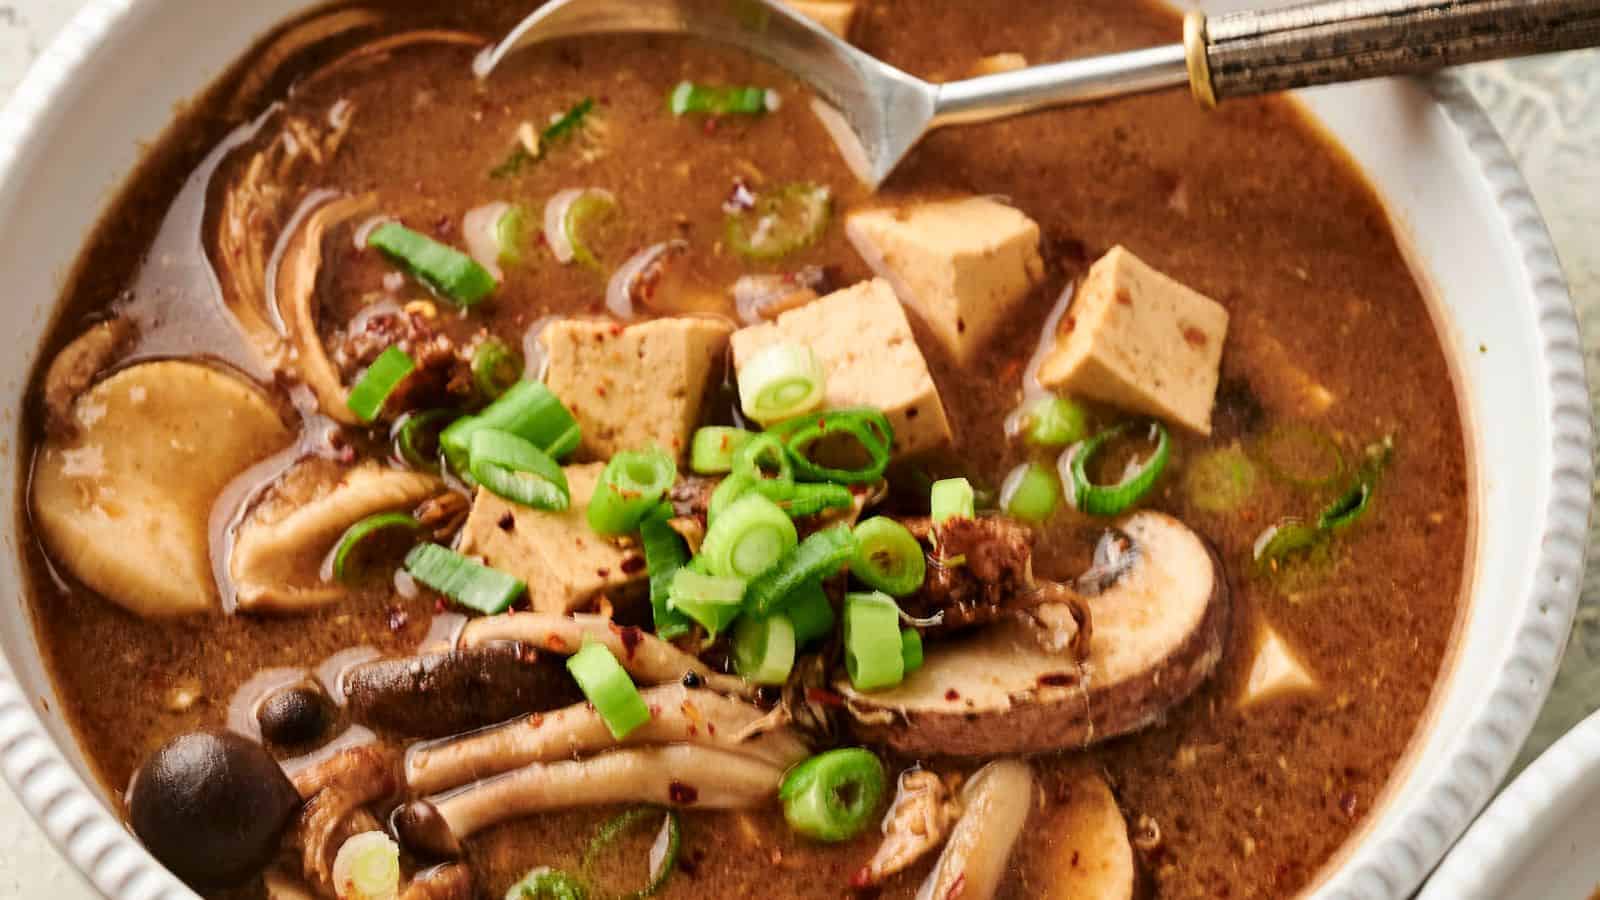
left=843, top=592, right=905, bottom=691
left=404, top=543, right=526, bottom=615
left=472, top=339, right=524, bottom=401
left=733, top=432, right=796, bottom=485
left=784, top=581, right=836, bottom=645
left=726, top=182, right=832, bottom=261
left=331, top=831, right=400, bottom=900
left=368, top=222, right=497, bottom=306
left=329, top=512, right=422, bottom=584
left=504, top=868, right=586, bottom=900
left=668, top=81, right=772, bottom=117
left=1183, top=446, right=1259, bottom=514
left=999, top=462, right=1061, bottom=524
left=588, top=448, right=678, bottom=536
left=690, top=427, right=755, bottom=475
left=732, top=614, right=797, bottom=685
left=738, top=344, right=826, bottom=426
left=640, top=513, right=693, bottom=641
left=392, top=408, right=459, bottom=472
left=1061, top=423, right=1171, bottom=518
left=566, top=643, right=651, bottom=739
left=700, top=493, right=798, bottom=579
left=901, top=629, right=924, bottom=675
left=346, top=346, right=416, bottom=424
left=769, top=408, right=894, bottom=484
left=667, top=569, right=746, bottom=637
left=850, top=517, right=925, bottom=598
left=745, top=526, right=858, bottom=618
left=468, top=429, right=570, bottom=511
left=495, top=205, right=528, bottom=265
left=441, top=381, right=581, bottom=476
left=779, top=748, right=887, bottom=843
left=581, top=807, right=680, bottom=899
left=1023, top=395, right=1091, bottom=448
left=930, top=477, right=975, bottom=525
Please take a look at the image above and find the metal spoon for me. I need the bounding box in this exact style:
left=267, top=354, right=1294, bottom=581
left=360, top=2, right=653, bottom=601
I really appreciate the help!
left=477, top=0, right=1600, bottom=189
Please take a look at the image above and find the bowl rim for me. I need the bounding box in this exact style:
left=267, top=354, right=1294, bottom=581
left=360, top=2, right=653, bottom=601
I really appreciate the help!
left=0, top=2, right=1589, bottom=899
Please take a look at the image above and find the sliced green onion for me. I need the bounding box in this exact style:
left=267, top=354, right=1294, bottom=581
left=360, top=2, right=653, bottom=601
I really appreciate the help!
left=472, top=339, right=524, bottom=401
left=850, top=517, right=926, bottom=597
left=368, top=222, right=497, bottom=306
left=701, top=494, right=798, bottom=579
left=545, top=97, right=596, bottom=146
left=999, top=462, right=1061, bottom=524
left=566, top=189, right=617, bottom=271
left=691, top=427, right=755, bottom=475
left=1061, top=423, right=1171, bottom=518
left=726, top=182, right=832, bottom=262
left=1184, top=446, right=1259, bottom=514
left=331, top=831, right=400, bottom=900
left=404, top=543, right=526, bottom=615
left=733, top=432, right=795, bottom=485
left=468, top=429, right=570, bottom=511
left=930, top=477, right=975, bottom=525
left=779, top=748, right=887, bottom=843
left=1023, top=395, right=1091, bottom=448
left=901, top=629, right=924, bottom=675
left=440, top=381, right=581, bottom=475
left=505, top=868, right=587, bottom=900
left=588, top=448, right=678, bottom=536
left=668, top=81, right=772, bottom=117
left=767, top=482, right=854, bottom=519
left=769, top=408, right=894, bottom=484
left=580, top=807, right=680, bottom=900
left=746, top=526, right=859, bottom=618
left=667, top=569, right=747, bottom=637
left=844, top=592, right=906, bottom=691
left=346, top=346, right=416, bottom=424
left=784, top=581, right=835, bottom=645
left=392, top=408, right=458, bottom=472
left=707, top=472, right=757, bottom=526
left=496, top=205, right=529, bottom=265
left=733, top=614, right=797, bottom=685
left=640, top=513, right=693, bottom=641
left=567, top=643, right=651, bottom=739
left=1252, top=519, right=1324, bottom=566
left=1256, top=424, right=1345, bottom=489
left=1319, top=436, right=1394, bottom=531
left=738, top=344, right=826, bottom=426
left=330, top=513, right=422, bottom=583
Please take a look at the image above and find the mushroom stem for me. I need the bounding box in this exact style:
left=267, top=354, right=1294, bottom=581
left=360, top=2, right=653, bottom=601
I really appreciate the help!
left=401, top=863, right=474, bottom=900
left=915, top=760, right=1035, bottom=900
left=406, top=684, right=810, bottom=794
left=399, top=746, right=783, bottom=856
left=459, top=612, right=749, bottom=695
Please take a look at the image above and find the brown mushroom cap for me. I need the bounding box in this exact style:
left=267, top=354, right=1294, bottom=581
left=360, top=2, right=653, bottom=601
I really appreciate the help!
left=842, top=511, right=1229, bottom=756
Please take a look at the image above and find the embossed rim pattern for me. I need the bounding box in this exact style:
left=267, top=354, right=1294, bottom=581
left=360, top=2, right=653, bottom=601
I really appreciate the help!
left=0, top=3, right=1589, bottom=900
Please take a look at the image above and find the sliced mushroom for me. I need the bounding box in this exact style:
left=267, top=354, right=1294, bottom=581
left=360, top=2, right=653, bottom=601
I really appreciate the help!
left=915, top=760, right=1035, bottom=900
left=1036, top=770, right=1135, bottom=900
left=406, top=683, right=811, bottom=795
left=402, top=864, right=474, bottom=900
left=396, top=745, right=784, bottom=858
left=459, top=613, right=748, bottom=695
left=31, top=361, right=293, bottom=617
left=274, top=193, right=379, bottom=424
left=854, top=768, right=962, bottom=888
left=41, top=318, right=136, bottom=436
left=288, top=744, right=400, bottom=896
left=230, top=458, right=441, bottom=613
left=842, top=512, right=1229, bottom=756
left=342, top=642, right=582, bottom=738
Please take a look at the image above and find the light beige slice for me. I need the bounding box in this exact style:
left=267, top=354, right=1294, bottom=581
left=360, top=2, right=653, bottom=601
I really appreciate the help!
left=1038, top=770, right=1135, bottom=900
left=31, top=362, right=293, bottom=617
left=1238, top=621, right=1320, bottom=709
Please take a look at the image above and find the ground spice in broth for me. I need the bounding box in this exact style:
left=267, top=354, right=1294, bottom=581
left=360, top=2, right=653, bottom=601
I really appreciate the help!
left=17, top=1, right=1467, bottom=897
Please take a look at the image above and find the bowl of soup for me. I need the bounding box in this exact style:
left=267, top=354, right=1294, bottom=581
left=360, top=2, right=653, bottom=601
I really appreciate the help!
left=0, top=1, right=1588, bottom=899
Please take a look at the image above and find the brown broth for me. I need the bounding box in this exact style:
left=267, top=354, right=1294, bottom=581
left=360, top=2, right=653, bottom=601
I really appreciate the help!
left=17, top=1, right=1468, bottom=898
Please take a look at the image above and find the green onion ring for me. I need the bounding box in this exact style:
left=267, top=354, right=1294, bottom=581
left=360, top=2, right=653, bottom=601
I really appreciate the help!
left=587, top=448, right=678, bottom=536
left=346, top=346, right=417, bottom=424
left=930, top=477, right=975, bottom=525
left=468, top=429, right=571, bottom=511
left=640, top=513, right=693, bottom=641
left=850, top=517, right=926, bottom=598
left=746, top=526, right=858, bottom=618
left=472, top=339, right=524, bottom=401
left=690, top=427, right=755, bottom=475
left=392, top=408, right=459, bottom=473
left=843, top=592, right=905, bottom=691
left=700, top=493, right=798, bottom=579
left=567, top=643, right=651, bottom=739
left=769, top=408, right=894, bottom=485
left=580, top=807, right=681, bottom=900
left=732, top=613, right=798, bottom=685
left=329, top=513, right=422, bottom=583
left=505, top=867, right=588, bottom=900
left=733, top=432, right=795, bottom=485
left=738, top=343, right=826, bottom=426
left=1255, top=423, right=1346, bottom=489
left=779, top=748, right=887, bottom=843
left=1060, top=422, right=1171, bottom=518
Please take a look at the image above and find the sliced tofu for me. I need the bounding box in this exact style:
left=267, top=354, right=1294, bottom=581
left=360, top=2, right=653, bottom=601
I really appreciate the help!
left=847, top=197, right=1044, bottom=365
left=541, top=317, right=734, bottom=461
left=458, top=463, right=647, bottom=615
left=1037, top=246, right=1229, bottom=434
left=1238, top=623, right=1319, bottom=709
left=730, top=279, right=953, bottom=457
left=784, top=1, right=857, bottom=39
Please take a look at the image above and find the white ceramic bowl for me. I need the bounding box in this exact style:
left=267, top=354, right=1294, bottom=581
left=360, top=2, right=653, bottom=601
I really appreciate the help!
left=1423, top=705, right=1600, bottom=899
left=0, top=2, right=1589, bottom=899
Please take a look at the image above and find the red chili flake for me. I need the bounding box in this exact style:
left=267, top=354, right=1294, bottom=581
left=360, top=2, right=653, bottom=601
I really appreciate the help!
left=596, top=568, right=611, bottom=578
left=548, top=635, right=570, bottom=652
left=706, top=721, right=716, bottom=736
left=537, top=229, right=550, bottom=248
left=669, top=781, right=699, bottom=804
left=527, top=712, right=545, bottom=726
left=609, top=322, right=625, bottom=336
left=1071, top=850, right=1081, bottom=867
left=620, top=555, right=647, bottom=575
left=945, top=689, right=961, bottom=701
left=1182, top=326, right=1209, bottom=348
left=687, top=723, right=698, bottom=736
left=805, top=687, right=846, bottom=708
left=596, top=386, right=608, bottom=397
left=956, top=317, right=967, bottom=334
left=1116, top=289, right=1133, bottom=306
left=1038, top=672, right=1078, bottom=687
left=849, top=868, right=873, bottom=889
left=702, top=118, right=719, bottom=136
left=945, top=873, right=967, bottom=900
left=433, top=597, right=447, bottom=614
left=618, top=626, right=644, bottom=658
left=906, top=407, right=919, bottom=420
left=1062, top=315, right=1077, bottom=334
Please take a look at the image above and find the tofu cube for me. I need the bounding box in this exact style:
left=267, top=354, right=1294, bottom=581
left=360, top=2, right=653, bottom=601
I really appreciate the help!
left=730, top=279, right=952, bottom=457
left=1037, top=246, right=1229, bottom=434
left=458, top=463, right=646, bottom=615
left=847, top=197, right=1044, bottom=365
left=542, top=317, right=734, bottom=461
left=784, top=1, right=858, bottom=39
left=1238, top=624, right=1319, bottom=709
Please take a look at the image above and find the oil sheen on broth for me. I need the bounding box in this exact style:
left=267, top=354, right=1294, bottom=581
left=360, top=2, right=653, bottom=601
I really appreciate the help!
left=17, top=1, right=1468, bottom=898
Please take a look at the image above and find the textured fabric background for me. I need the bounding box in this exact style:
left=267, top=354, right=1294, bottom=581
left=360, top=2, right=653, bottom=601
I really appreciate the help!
left=0, top=2, right=1591, bottom=895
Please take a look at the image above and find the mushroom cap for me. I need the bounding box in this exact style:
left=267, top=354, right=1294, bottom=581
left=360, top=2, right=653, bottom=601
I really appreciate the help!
left=842, top=511, right=1229, bottom=756
left=230, top=458, right=441, bottom=613
left=127, top=730, right=302, bottom=889
left=31, top=361, right=293, bottom=617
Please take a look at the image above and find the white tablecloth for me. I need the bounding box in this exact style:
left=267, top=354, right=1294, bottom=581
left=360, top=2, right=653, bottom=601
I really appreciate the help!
left=0, top=2, right=1593, bottom=896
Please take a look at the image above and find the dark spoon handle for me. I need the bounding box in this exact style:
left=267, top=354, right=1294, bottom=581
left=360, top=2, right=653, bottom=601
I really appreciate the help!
left=1190, top=0, right=1600, bottom=103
